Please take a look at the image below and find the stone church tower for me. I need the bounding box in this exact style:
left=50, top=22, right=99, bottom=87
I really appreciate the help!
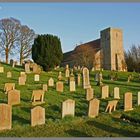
left=101, top=27, right=126, bottom=71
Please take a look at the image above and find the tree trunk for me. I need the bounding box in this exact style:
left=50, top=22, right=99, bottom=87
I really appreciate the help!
left=5, top=49, right=9, bottom=64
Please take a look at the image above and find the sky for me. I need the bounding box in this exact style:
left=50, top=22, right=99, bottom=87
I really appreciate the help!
left=0, top=2, right=140, bottom=54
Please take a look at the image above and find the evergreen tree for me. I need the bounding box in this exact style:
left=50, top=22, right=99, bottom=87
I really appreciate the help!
left=32, top=34, right=63, bottom=71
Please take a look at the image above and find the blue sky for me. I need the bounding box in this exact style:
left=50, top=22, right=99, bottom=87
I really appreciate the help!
left=0, top=2, right=140, bottom=53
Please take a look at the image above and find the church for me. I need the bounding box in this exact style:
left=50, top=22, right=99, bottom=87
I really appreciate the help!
left=62, top=27, right=127, bottom=71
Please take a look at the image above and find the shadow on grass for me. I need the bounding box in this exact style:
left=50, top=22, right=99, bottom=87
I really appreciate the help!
left=65, top=129, right=91, bottom=137
left=12, top=114, right=30, bottom=125
left=86, top=120, right=140, bottom=137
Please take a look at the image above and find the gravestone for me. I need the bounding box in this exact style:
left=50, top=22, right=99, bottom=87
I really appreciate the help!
left=10, top=59, right=14, bottom=66
left=77, top=73, right=81, bottom=86
left=101, top=85, right=109, bottom=99
left=69, top=76, right=75, bottom=92
left=7, top=71, right=12, bottom=78
left=86, top=88, right=94, bottom=101
left=58, top=71, right=62, bottom=80
left=48, top=78, right=54, bottom=87
left=138, top=92, right=140, bottom=106
left=42, top=84, right=48, bottom=92
left=56, top=81, right=63, bottom=92
left=18, top=77, right=26, bottom=85
left=31, top=106, right=45, bottom=127
left=62, top=99, right=75, bottom=118
left=105, top=100, right=118, bottom=114
left=124, top=92, right=133, bottom=111
left=34, top=74, right=40, bottom=82
left=0, top=67, right=4, bottom=73
left=25, top=63, right=30, bottom=73
left=4, top=83, right=15, bottom=94
left=31, top=90, right=45, bottom=105
left=88, top=98, right=100, bottom=118
left=91, top=67, right=95, bottom=71
left=97, top=72, right=103, bottom=86
left=8, top=90, right=20, bottom=105
left=83, top=67, right=90, bottom=89
left=20, top=72, right=27, bottom=81
left=66, top=64, right=69, bottom=69
left=65, top=69, right=70, bottom=78
left=114, top=87, right=120, bottom=99
left=0, top=104, right=12, bottom=130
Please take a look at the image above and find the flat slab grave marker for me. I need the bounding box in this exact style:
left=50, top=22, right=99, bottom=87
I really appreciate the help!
left=62, top=99, right=75, bottom=118
left=114, top=87, right=120, bottom=99
left=31, top=90, right=45, bottom=105
left=105, top=100, right=118, bottom=114
left=86, top=88, right=94, bottom=101
left=124, top=92, right=133, bottom=111
left=88, top=98, right=100, bottom=118
left=83, top=67, right=90, bottom=89
left=101, top=85, right=109, bottom=99
left=8, top=90, right=20, bottom=105
left=4, top=83, right=15, bottom=94
left=31, top=106, right=45, bottom=127
left=56, top=81, right=64, bottom=92
left=0, top=104, right=12, bottom=130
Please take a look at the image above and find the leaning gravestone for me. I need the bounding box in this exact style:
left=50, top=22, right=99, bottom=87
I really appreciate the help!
left=25, top=63, right=30, bottom=73
left=42, top=84, right=48, bottom=92
left=105, top=100, right=118, bottom=114
left=114, top=87, right=120, bottom=99
left=101, top=85, right=109, bottom=99
left=18, top=77, right=26, bottom=85
left=48, top=78, right=54, bottom=87
left=8, top=90, right=20, bottom=105
left=0, top=67, right=4, bottom=73
left=4, top=83, right=15, bottom=94
left=124, top=92, right=133, bottom=111
left=56, top=81, right=63, bottom=92
left=7, top=71, right=12, bottom=78
left=86, top=88, right=94, bottom=101
left=31, top=90, right=45, bottom=105
left=69, top=76, right=76, bottom=92
left=138, top=92, right=140, bottom=106
left=34, top=74, right=40, bottom=82
left=0, top=104, right=12, bottom=130
left=83, top=67, right=90, bottom=89
left=31, top=106, right=45, bottom=127
left=88, top=98, right=100, bottom=118
left=62, top=99, right=75, bottom=118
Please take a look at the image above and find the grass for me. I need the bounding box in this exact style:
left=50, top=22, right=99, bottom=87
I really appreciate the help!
left=0, top=63, right=140, bottom=137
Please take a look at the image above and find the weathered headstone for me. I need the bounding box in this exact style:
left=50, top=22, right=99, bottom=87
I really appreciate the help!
left=31, top=106, right=45, bottom=127
left=88, top=98, right=100, bottom=118
left=138, top=92, right=140, bottom=106
left=34, top=74, right=40, bottom=82
left=86, top=88, right=94, bottom=101
left=65, top=68, right=70, bottom=78
left=8, top=90, right=20, bottom=105
left=48, top=78, right=54, bottom=87
left=124, top=92, right=133, bottom=111
left=42, top=84, right=48, bottom=92
left=20, top=72, right=27, bottom=81
left=77, top=73, right=81, bottom=86
left=18, top=77, right=26, bottom=85
left=4, top=83, right=15, bottom=94
left=25, top=63, right=30, bottom=73
left=83, top=67, right=90, bottom=89
left=31, top=90, right=45, bottom=105
left=58, top=71, right=62, bottom=80
left=7, top=71, right=12, bottom=78
left=62, top=99, right=75, bottom=118
left=0, top=67, right=4, bottom=73
left=114, top=87, right=120, bottom=99
left=0, top=104, right=12, bottom=130
left=105, top=100, right=118, bottom=114
left=101, top=85, right=109, bottom=99
left=56, top=81, right=63, bottom=92
left=69, top=76, right=75, bottom=92
left=97, top=72, right=103, bottom=86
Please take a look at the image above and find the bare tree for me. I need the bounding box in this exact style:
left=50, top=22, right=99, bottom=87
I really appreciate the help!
left=0, top=18, right=21, bottom=63
left=19, top=25, right=35, bottom=64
